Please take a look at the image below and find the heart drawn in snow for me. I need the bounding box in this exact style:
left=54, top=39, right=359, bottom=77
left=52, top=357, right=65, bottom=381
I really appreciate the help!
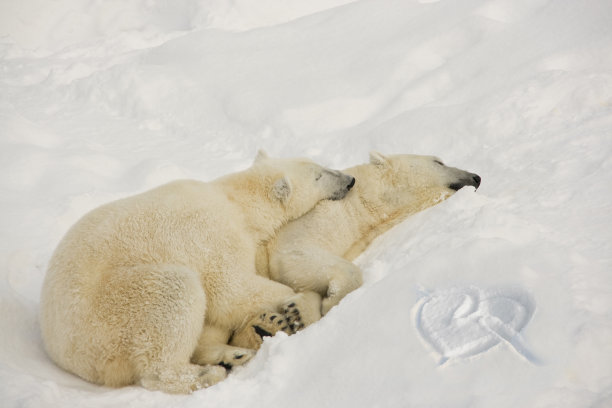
left=413, top=285, right=540, bottom=365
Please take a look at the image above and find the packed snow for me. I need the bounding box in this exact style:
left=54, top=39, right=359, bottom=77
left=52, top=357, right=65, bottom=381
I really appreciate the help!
left=1, top=0, right=611, bottom=407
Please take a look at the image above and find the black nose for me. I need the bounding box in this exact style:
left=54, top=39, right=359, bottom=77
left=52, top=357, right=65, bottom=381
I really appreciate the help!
left=347, top=177, right=355, bottom=190
left=448, top=173, right=481, bottom=191
left=472, top=174, right=481, bottom=189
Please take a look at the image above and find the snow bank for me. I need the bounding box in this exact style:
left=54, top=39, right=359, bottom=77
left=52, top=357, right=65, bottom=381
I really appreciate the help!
left=1, top=0, right=611, bottom=407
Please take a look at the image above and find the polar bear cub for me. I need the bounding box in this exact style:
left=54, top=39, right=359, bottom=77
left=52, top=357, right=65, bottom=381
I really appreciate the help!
left=40, top=151, right=355, bottom=394
left=257, top=152, right=480, bottom=324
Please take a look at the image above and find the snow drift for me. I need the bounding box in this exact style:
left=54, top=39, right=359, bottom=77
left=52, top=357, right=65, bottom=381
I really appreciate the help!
left=1, top=0, right=611, bottom=407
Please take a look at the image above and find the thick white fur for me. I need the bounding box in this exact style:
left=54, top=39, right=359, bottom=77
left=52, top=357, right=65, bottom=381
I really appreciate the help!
left=39, top=152, right=354, bottom=394
left=257, top=152, right=480, bottom=321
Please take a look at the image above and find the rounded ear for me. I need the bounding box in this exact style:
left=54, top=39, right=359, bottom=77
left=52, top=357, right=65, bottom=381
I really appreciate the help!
left=272, top=177, right=292, bottom=203
left=254, top=149, right=269, bottom=163
left=369, top=151, right=390, bottom=167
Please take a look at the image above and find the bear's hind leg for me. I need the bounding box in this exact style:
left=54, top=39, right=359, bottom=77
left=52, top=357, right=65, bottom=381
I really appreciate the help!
left=98, top=264, right=225, bottom=393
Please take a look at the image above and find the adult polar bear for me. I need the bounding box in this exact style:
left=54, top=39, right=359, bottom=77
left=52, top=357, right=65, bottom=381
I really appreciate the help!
left=40, top=151, right=355, bottom=394
left=257, top=152, right=481, bottom=326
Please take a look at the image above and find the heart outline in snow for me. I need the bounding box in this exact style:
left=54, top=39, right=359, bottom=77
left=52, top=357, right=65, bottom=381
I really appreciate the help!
left=413, top=285, right=541, bottom=365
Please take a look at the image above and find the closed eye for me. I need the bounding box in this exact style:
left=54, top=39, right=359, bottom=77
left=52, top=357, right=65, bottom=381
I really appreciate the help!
left=315, top=173, right=322, bottom=181
left=434, top=160, right=444, bottom=166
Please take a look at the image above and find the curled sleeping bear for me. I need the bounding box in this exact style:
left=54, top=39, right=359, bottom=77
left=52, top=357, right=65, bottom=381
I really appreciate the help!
left=39, top=151, right=355, bottom=394
left=256, top=152, right=481, bottom=326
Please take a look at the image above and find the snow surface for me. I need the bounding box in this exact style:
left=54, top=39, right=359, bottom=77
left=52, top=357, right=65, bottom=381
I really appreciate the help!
left=1, top=0, right=612, bottom=407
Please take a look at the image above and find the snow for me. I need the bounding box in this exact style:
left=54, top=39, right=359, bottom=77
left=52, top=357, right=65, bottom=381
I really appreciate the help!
left=414, top=285, right=540, bottom=365
left=1, top=0, right=611, bottom=407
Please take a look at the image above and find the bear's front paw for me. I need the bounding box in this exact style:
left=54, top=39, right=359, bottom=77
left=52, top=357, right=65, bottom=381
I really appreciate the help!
left=230, top=312, right=294, bottom=350
left=281, top=301, right=304, bottom=331
left=257, top=311, right=295, bottom=336
left=280, top=291, right=322, bottom=330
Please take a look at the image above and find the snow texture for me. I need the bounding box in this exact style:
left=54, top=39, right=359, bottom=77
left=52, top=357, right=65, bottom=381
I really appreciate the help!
left=414, top=285, right=539, bottom=365
left=1, top=0, right=611, bottom=407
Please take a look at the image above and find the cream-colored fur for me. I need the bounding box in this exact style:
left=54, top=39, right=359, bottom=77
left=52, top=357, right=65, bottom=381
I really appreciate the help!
left=39, top=151, right=355, bottom=394
left=257, top=152, right=480, bottom=322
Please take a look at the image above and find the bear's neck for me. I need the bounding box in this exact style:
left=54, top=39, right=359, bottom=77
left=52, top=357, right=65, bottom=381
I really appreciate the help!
left=341, top=164, right=410, bottom=261
left=344, top=164, right=390, bottom=224
left=216, top=171, right=287, bottom=243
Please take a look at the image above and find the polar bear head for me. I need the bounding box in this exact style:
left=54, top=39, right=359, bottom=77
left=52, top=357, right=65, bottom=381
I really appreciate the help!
left=254, top=150, right=356, bottom=220
left=367, top=152, right=481, bottom=213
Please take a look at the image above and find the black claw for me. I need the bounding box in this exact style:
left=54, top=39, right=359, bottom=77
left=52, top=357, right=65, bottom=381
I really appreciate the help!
left=254, top=325, right=273, bottom=339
